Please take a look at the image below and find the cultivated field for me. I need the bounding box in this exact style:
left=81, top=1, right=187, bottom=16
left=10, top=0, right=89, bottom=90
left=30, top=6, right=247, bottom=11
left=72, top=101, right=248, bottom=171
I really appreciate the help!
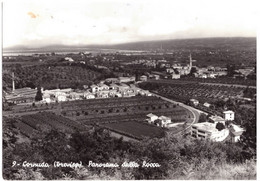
left=102, top=121, right=165, bottom=140
left=13, top=112, right=86, bottom=137
left=139, top=82, right=254, bottom=104
left=61, top=96, right=193, bottom=125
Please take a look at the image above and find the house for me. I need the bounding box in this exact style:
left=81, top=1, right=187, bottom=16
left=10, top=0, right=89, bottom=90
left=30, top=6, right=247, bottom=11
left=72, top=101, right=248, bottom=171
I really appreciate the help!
left=65, top=57, right=74, bottom=62
left=166, top=68, right=174, bottom=73
left=171, top=73, right=180, bottom=79
left=71, top=92, right=83, bottom=100
left=98, top=83, right=109, bottom=91
left=209, top=115, right=226, bottom=125
left=191, top=122, right=230, bottom=142
left=190, top=99, right=199, bottom=106
left=57, top=94, right=66, bottom=102
left=223, top=110, right=235, bottom=121
left=122, top=92, right=136, bottom=97
left=146, top=113, right=158, bottom=123
left=84, top=92, right=95, bottom=99
left=158, top=116, right=171, bottom=127
left=42, top=94, right=51, bottom=103
left=150, top=74, right=160, bottom=80
left=109, top=83, right=118, bottom=90
left=90, top=85, right=100, bottom=93
left=108, top=89, right=117, bottom=97
left=115, top=93, right=122, bottom=97
left=139, top=90, right=152, bottom=96
left=131, top=87, right=141, bottom=94
left=228, top=124, right=245, bottom=142
left=140, top=75, right=148, bottom=81
left=203, top=102, right=211, bottom=108
left=199, top=74, right=207, bottom=78
left=96, top=92, right=109, bottom=99
left=118, top=84, right=130, bottom=91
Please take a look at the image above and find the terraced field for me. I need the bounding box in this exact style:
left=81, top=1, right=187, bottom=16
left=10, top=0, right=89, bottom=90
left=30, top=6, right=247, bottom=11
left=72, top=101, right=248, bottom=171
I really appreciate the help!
left=14, top=112, right=86, bottom=137
left=61, top=96, right=193, bottom=125
left=102, top=121, right=165, bottom=140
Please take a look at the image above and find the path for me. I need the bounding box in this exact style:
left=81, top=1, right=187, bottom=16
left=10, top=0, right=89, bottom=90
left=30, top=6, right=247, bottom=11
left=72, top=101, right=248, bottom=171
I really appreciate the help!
left=151, top=92, right=207, bottom=135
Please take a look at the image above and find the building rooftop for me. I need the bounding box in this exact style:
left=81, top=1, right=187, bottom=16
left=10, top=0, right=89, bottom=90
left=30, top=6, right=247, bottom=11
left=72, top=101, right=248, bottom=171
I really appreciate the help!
left=192, top=122, right=219, bottom=133
left=209, top=115, right=225, bottom=122
left=147, top=113, right=158, bottom=118
left=159, top=116, right=171, bottom=121
left=223, top=110, right=234, bottom=114
left=229, top=124, right=245, bottom=136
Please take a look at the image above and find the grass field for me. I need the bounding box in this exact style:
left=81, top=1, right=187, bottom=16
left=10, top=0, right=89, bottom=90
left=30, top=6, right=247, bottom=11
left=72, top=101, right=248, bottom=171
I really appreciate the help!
left=102, top=121, right=165, bottom=140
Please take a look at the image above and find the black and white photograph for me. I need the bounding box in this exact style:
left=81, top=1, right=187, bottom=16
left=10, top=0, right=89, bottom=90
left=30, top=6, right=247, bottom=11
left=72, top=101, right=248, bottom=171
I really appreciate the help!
left=1, top=0, right=257, bottom=180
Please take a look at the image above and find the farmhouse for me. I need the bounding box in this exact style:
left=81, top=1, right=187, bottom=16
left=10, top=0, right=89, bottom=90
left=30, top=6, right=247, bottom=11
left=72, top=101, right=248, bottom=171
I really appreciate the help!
left=146, top=113, right=159, bottom=123
left=158, top=116, right=171, bottom=127
left=190, top=99, right=199, bottom=106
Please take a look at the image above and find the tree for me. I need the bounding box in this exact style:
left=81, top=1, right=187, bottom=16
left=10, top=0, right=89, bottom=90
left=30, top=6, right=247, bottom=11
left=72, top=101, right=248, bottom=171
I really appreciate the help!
left=216, top=122, right=225, bottom=131
left=35, top=86, right=43, bottom=101
left=226, top=64, right=236, bottom=77
left=189, top=67, right=197, bottom=76
left=198, top=113, right=207, bottom=123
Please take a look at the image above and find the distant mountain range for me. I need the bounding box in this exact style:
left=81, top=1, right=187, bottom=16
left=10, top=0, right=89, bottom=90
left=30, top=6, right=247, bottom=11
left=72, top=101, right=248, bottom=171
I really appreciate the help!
left=4, top=37, right=256, bottom=52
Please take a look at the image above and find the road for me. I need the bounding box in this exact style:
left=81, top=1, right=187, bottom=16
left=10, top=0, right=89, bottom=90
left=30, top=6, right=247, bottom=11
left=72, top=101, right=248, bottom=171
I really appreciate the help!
left=151, top=92, right=207, bottom=134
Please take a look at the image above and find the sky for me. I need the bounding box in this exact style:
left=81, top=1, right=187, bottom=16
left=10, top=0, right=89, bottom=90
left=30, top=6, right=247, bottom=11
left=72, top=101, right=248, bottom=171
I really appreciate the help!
left=2, top=0, right=258, bottom=48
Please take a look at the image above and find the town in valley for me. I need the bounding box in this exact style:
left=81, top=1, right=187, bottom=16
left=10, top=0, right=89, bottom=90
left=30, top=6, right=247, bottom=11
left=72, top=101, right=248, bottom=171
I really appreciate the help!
left=2, top=0, right=257, bottom=179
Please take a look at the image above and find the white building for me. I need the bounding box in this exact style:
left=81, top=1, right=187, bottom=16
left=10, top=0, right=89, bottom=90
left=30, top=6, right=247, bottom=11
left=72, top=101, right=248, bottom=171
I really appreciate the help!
left=223, top=110, right=235, bottom=121
left=42, top=94, right=51, bottom=103
left=191, top=122, right=230, bottom=142
left=57, top=94, right=66, bottom=102
left=65, top=57, right=74, bottom=62
left=146, top=113, right=158, bottom=123
left=228, top=124, right=245, bottom=142
left=90, top=85, right=100, bottom=93
left=209, top=115, right=226, bottom=125
left=190, top=99, right=199, bottom=106
left=158, top=116, right=171, bottom=127
left=203, top=102, right=211, bottom=108
left=84, top=92, right=95, bottom=99
left=171, top=73, right=180, bottom=79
